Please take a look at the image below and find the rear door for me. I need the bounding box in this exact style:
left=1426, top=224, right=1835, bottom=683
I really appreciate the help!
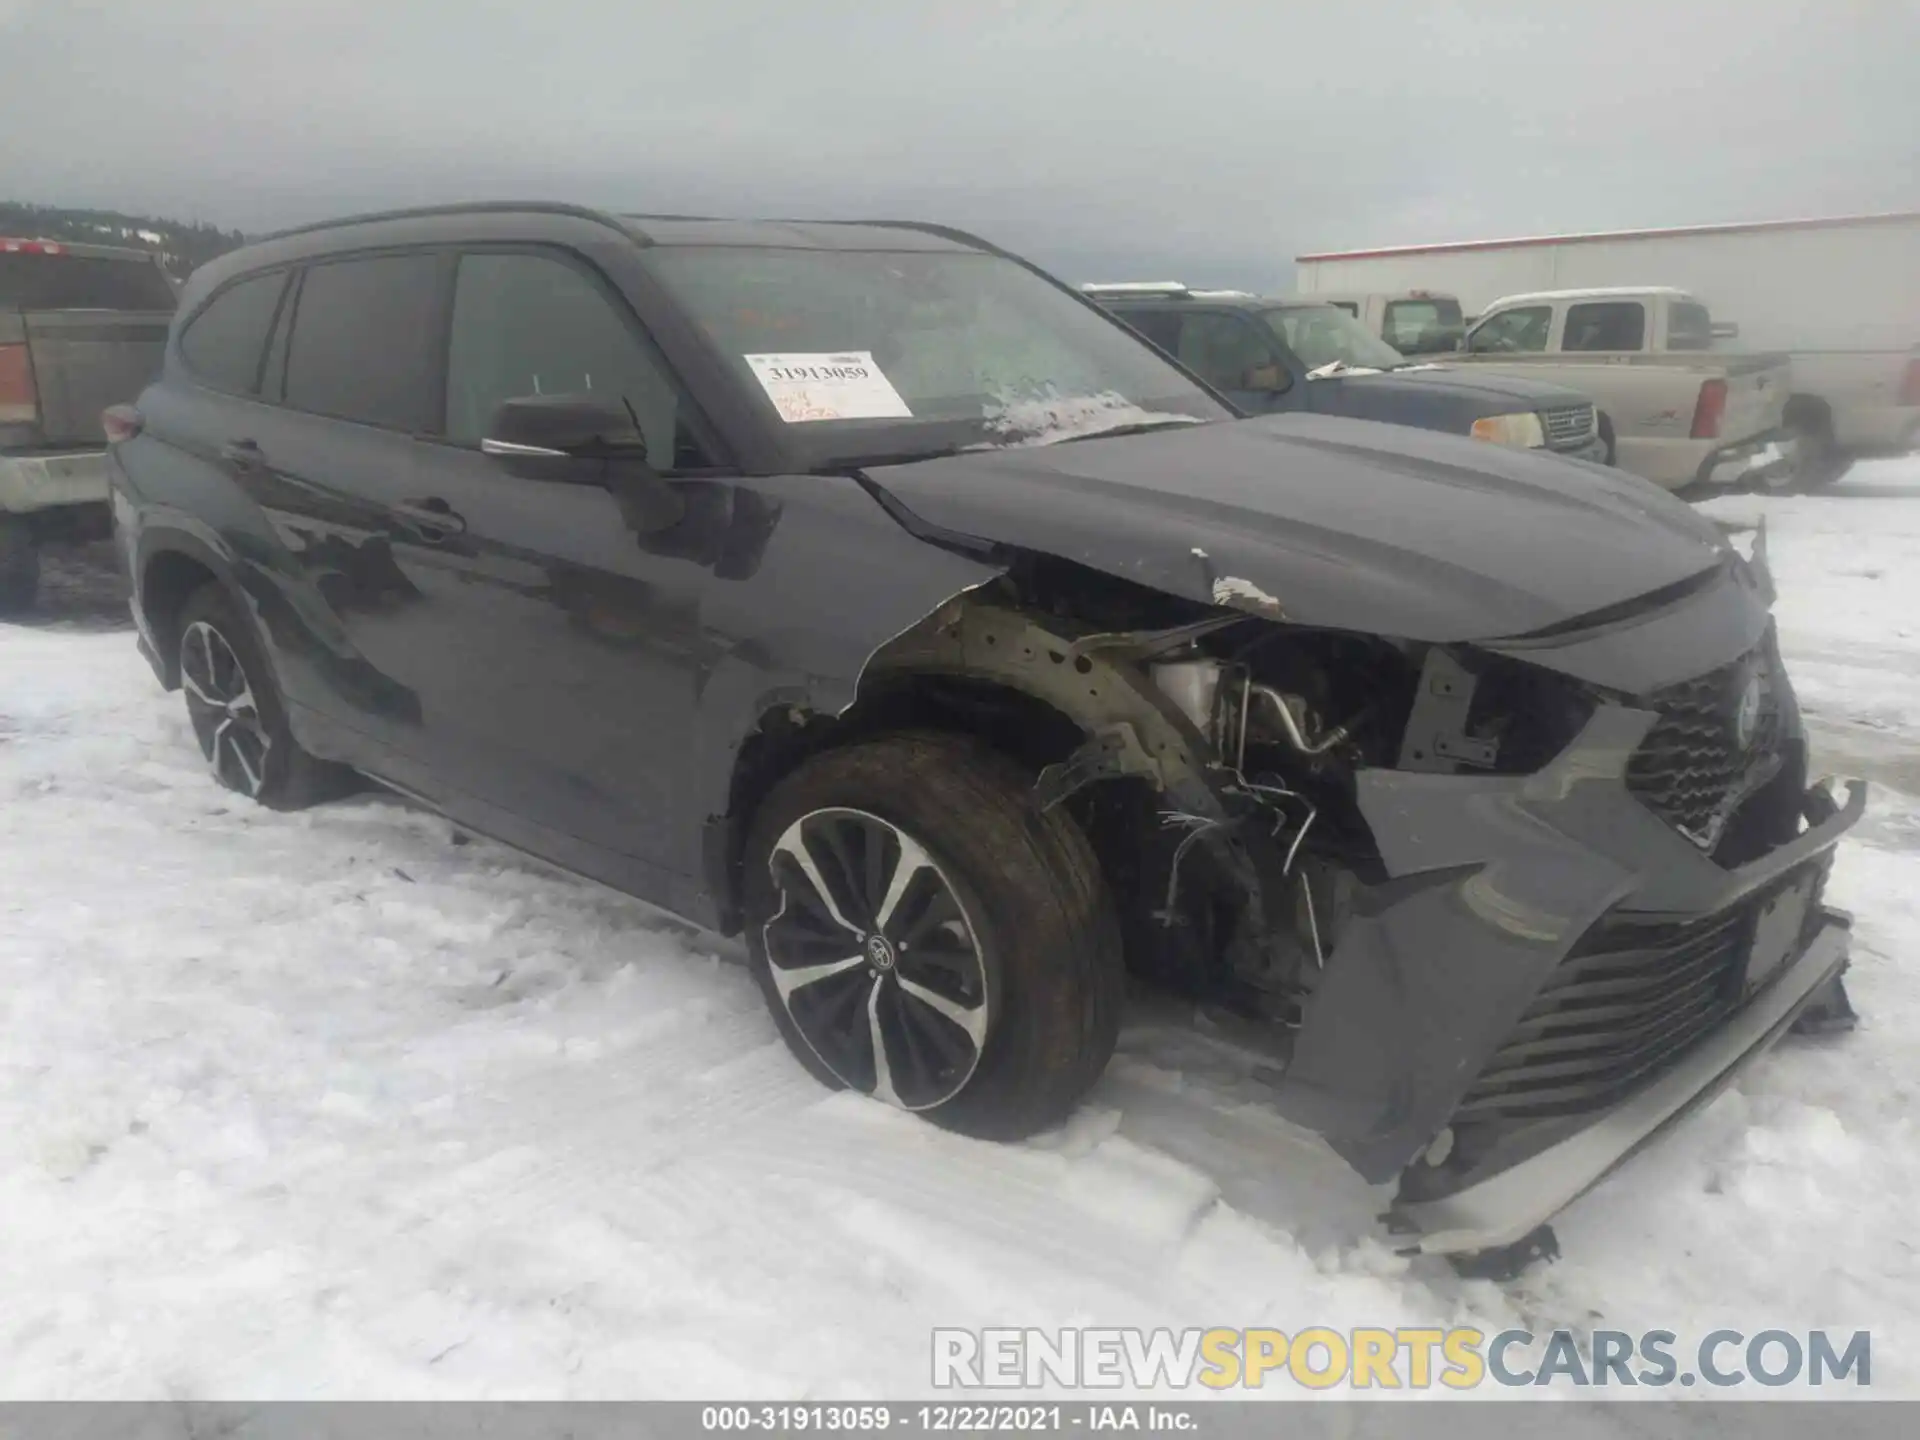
left=1, top=248, right=174, bottom=446
left=236, top=250, right=446, bottom=765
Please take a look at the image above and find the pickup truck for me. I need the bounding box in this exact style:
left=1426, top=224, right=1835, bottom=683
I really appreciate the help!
left=2, top=237, right=175, bottom=610
left=1296, top=212, right=1920, bottom=486
left=1307, top=289, right=1466, bottom=355
left=1450, top=287, right=1798, bottom=494
left=1086, top=284, right=1609, bottom=465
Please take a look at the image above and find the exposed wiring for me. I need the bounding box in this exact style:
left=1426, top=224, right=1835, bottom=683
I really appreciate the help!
left=1299, top=869, right=1325, bottom=970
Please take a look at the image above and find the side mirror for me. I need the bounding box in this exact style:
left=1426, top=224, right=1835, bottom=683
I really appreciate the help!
left=1710, top=321, right=1740, bottom=340
left=481, top=393, right=685, bottom=532
left=482, top=392, right=644, bottom=461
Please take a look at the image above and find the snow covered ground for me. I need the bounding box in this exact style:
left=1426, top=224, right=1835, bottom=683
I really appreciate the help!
left=3, top=459, right=1917, bottom=1401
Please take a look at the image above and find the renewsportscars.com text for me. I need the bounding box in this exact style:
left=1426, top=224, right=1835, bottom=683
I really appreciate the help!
left=931, top=1326, right=1872, bottom=1390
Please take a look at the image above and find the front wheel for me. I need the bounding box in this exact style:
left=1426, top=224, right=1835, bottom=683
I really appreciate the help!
left=743, top=732, right=1123, bottom=1140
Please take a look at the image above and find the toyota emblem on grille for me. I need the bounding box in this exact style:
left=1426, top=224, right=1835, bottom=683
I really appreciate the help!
left=1732, top=670, right=1764, bottom=749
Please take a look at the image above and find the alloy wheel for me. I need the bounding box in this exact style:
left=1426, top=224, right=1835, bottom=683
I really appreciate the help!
left=179, top=620, right=272, bottom=797
left=762, top=807, right=991, bottom=1110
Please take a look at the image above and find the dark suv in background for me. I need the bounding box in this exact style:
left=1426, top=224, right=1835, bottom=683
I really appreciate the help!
left=107, top=202, right=1860, bottom=1268
left=1088, top=283, right=1612, bottom=466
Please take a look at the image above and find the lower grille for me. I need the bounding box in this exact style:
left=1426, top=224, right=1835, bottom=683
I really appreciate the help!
left=1542, top=402, right=1596, bottom=449
left=1454, top=908, right=1746, bottom=1122
left=1626, top=643, right=1781, bottom=847
left=1454, top=867, right=1825, bottom=1124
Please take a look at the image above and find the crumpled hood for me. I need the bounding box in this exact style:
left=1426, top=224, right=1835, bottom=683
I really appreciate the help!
left=863, top=412, right=1735, bottom=643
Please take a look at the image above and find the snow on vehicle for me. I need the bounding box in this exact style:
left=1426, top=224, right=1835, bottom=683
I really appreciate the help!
left=107, top=203, right=1862, bottom=1266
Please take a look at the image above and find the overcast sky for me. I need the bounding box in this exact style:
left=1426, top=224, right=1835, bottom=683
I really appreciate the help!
left=2, top=0, right=1915, bottom=288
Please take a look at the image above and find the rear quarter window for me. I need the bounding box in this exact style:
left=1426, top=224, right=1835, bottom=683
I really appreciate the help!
left=178, top=270, right=290, bottom=395
left=1668, top=301, right=1713, bottom=351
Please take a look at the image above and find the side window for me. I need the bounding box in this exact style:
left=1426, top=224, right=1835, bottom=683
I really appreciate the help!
left=444, top=251, right=713, bottom=470
left=283, top=254, right=440, bottom=431
left=1563, top=302, right=1646, bottom=352
left=1330, top=302, right=1360, bottom=317
left=1667, top=301, right=1713, bottom=351
left=1467, top=306, right=1551, bottom=354
left=1113, top=308, right=1183, bottom=354
left=178, top=270, right=288, bottom=394
left=1174, top=311, right=1284, bottom=391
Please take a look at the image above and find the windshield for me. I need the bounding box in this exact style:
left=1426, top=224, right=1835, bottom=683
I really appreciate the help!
left=1263, top=305, right=1408, bottom=373
left=642, top=247, right=1229, bottom=465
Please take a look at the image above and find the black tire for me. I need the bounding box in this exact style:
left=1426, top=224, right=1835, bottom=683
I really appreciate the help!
left=175, top=581, right=351, bottom=810
left=743, top=731, right=1124, bottom=1141
left=1791, top=424, right=1852, bottom=490
left=1597, top=412, right=1617, bottom=467
left=0, top=516, right=39, bottom=614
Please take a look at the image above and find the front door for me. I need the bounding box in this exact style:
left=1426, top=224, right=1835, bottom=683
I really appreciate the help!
left=384, top=246, right=741, bottom=879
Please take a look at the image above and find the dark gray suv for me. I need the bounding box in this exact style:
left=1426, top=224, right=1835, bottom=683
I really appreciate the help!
left=106, top=202, right=1860, bottom=1269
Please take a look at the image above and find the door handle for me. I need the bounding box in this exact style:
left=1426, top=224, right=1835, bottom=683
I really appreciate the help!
left=392, top=496, right=468, bottom=539
left=219, top=439, right=265, bottom=472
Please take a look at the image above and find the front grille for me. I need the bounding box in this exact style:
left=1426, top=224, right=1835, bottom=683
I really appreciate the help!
left=1625, top=645, right=1780, bottom=847
left=1454, top=867, right=1826, bottom=1124
left=1542, top=402, right=1596, bottom=449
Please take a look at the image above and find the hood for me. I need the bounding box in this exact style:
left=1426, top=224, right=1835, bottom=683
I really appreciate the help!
left=863, top=412, right=1734, bottom=643
left=1338, top=366, right=1595, bottom=409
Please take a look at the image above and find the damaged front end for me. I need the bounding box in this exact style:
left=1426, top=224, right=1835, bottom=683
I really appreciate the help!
left=865, top=535, right=1862, bottom=1262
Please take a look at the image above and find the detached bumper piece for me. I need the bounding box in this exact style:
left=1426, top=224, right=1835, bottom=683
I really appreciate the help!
left=1389, top=888, right=1852, bottom=1259
left=1699, top=429, right=1799, bottom=489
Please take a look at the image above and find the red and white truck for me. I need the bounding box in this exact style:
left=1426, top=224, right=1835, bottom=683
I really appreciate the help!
left=2, top=237, right=175, bottom=610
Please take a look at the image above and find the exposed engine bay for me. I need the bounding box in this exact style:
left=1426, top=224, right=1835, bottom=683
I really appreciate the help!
left=857, top=537, right=1862, bottom=1258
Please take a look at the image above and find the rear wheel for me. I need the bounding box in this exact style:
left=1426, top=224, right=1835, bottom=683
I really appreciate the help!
left=1789, top=423, right=1852, bottom=490
left=0, top=517, right=39, bottom=613
left=743, top=732, right=1123, bottom=1140
left=175, top=582, right=350, bottom=809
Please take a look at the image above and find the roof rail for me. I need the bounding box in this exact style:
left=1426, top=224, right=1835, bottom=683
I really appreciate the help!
left=824, top=218, right=1008, bottom=254
left=256, top=200, right=632, bottom=244
left=1080, top=281, right=1191, bottom=297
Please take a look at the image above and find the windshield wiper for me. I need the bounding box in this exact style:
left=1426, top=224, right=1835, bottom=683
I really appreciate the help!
left=816, top=445, right=970, bottom=472
left=1050, top=418, right=1209, bottom=445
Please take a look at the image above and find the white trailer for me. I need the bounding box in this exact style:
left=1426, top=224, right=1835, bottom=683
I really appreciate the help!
left=1296, top=212, right=1920, bottom=465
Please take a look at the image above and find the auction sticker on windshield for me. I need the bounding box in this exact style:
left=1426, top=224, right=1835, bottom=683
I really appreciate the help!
left=743, top=352, right=913, bottom=423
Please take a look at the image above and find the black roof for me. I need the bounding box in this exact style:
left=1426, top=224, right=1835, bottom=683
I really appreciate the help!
left=182, top=202, right=1001, bottom=302
left=619, top=215, right=990, bottom=252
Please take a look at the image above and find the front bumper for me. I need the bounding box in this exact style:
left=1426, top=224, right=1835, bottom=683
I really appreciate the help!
left=1263, top=600, right=1865, bottom=1253
left=1389, top=899, right=1851, bottom=1255
left=0, top=449, right=110, bottom=515
left=1547, top=433, right=1609, bottom=465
